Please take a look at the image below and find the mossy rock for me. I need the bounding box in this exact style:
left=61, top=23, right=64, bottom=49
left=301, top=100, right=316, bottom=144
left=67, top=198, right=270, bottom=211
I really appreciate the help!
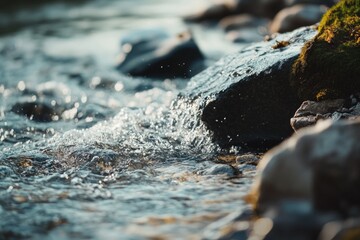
left=291, top=0, right=360, bottom=101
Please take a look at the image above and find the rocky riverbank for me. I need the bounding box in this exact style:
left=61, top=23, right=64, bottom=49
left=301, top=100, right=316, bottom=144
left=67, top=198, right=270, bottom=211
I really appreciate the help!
left=190, top=1, right=360, bottom=239
left=1, top=0, right=359, bottom=239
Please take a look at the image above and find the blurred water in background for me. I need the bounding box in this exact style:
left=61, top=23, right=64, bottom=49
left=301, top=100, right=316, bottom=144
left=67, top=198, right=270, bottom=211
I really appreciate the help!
left=0, top=1, right=252, bottom=239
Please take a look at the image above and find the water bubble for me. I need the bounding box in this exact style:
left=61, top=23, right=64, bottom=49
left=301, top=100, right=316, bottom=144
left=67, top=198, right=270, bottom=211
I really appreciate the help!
left=17, top=81, right=26, bottom=91
left=81, top=95, right=88, bottom=103
left=122, top=43, right=132, bottom=53
left=114, top=82, right=124, bottom=92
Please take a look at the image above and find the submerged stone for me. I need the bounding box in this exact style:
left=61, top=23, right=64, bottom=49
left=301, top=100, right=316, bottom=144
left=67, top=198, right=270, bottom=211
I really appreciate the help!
left=182, top=26, right=316, bottom=149
left=11, top=101, right=60, bottom=122
left=116, top=29, right=205, bottom=79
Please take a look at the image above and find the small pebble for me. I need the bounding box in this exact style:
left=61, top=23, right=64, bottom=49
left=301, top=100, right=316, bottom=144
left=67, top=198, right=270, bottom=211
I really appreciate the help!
left=205, top=164, right=236, bottom=177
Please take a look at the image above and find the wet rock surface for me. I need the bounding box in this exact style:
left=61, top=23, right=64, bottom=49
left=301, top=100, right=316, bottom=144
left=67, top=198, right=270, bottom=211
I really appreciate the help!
left=291, top=94, right=360, bottom=131
left=116, top=29, right=205, bottom=79
left=183, top=26, right=316, bottom=149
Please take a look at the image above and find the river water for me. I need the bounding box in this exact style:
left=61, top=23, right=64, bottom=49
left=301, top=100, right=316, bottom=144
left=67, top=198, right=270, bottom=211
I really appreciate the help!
left=0, top=1, right=254, bottom=239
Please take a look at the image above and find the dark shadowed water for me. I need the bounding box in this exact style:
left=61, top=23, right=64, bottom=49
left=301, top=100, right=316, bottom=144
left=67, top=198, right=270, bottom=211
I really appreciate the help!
left=0, top=1, right=253, bottom=239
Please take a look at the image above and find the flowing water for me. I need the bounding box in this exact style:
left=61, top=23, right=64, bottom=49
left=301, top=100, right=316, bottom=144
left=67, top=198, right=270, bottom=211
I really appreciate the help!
left=0, top=1, right=254, bottom=239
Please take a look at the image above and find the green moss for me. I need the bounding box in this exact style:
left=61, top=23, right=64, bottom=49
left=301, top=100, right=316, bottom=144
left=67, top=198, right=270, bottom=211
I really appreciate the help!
left=291, top=0, right=360, bottom=101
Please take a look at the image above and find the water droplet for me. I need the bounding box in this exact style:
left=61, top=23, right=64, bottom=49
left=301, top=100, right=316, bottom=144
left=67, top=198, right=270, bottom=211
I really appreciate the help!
left=17, top=81, right=26, bottom=91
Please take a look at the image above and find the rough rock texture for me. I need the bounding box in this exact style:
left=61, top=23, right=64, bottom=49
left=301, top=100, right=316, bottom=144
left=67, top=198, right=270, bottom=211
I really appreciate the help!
left=291, top=0, right=360, bottom=101
left=291, top=95, right=360, bottom=131
left=116, top=29, right=205, bottom=79
left=270, top=4, right=328, bottom=33
left=247, top=120, right=360, bottom=214
left=182, top=26, right=316, bottom=149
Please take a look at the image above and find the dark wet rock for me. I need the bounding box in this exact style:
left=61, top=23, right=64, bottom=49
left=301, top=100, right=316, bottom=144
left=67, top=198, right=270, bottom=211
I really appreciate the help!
left=184, top=0, right=284, bottom=22
left=116, top=29, right=205, bottom=79
left=285, top=0, right=337, bottom=7
left=291, top=95, right=360, bottom=131
left=290, top=99, right=345, bottom=131
left=184, top=0, right=241, bottom=22
left=11, top=101, right=61, bottom=122
left=247, top=120, right=360, bottom=214
left=270, top=4, right=328, bottom=33
left=219, top=14, right=269, bottom=32
left=182, top=26, right=316, bottom=149
left=253, top=0, right=286, bottom=18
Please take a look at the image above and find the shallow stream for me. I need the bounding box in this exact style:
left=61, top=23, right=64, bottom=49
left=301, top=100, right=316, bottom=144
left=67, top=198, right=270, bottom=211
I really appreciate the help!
left=0, top=1, right=254, bottom=239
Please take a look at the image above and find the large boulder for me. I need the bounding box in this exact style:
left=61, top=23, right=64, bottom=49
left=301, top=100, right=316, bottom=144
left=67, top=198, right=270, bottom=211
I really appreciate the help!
left=116, top=29, right=205, bottom=79
left=182, top=26, right=316, bottom=149
left=247, top=120, right=360, bottom=214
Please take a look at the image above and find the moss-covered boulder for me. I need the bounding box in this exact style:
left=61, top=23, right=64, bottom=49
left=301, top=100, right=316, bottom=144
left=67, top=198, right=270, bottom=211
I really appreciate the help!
left=291, top=0, right=360, bottom=101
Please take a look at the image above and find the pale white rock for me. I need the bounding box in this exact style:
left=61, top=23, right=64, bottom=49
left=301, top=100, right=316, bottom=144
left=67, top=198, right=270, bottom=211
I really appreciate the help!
left=247, top=120, right=360, bottom=213
left=270, top=4, right=328, bottom=33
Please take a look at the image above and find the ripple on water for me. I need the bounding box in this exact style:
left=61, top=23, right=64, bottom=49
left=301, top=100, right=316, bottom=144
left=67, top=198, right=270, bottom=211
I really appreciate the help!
left=0, top=0, right=254, bottom=238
